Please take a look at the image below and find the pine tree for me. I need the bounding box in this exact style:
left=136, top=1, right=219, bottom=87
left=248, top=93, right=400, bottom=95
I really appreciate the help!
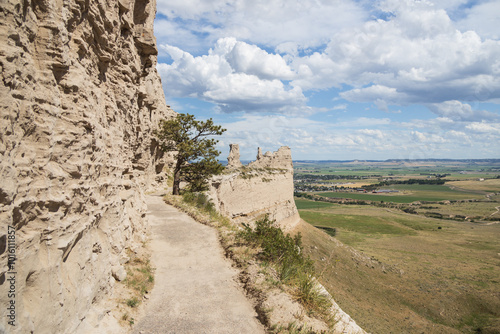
left=154, top=113, right=226, bottom=195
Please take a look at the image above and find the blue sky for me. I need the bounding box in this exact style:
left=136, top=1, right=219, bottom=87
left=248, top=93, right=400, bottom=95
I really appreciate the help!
left=154, top=0, right=500, bottom=160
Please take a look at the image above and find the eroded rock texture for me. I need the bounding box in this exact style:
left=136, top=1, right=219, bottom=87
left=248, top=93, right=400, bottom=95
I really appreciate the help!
left=226, top=143, right=242, bottom=169
left=0, top=0, right=175, bottom=332
left=208, top=146, right=299, bottom=231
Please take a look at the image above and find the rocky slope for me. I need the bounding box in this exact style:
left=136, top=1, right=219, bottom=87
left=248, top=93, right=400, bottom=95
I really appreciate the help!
left=208, top=146, right=300, bottom=232
left=0, top=0, right=175, bottom=332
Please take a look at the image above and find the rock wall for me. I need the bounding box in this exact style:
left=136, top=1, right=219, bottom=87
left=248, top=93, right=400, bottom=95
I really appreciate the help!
left=0, top=0, right=175, bottom=332
left=227, top=143, right=242, bottom=168
left=208, top=146, right=299, bottom=231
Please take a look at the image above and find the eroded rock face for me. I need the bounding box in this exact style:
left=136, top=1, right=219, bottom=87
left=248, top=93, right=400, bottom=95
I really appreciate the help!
left=227, top=143, right=243, bottom=168
left=0, top=1, right=175, bottom=332
left=248, top=146, right=293, bottom=170
left=208, top=146, right=299, bottom=231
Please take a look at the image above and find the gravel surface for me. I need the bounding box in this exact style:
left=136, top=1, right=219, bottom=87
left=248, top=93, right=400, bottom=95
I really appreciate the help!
left=132, top=194, right=264, bottom=334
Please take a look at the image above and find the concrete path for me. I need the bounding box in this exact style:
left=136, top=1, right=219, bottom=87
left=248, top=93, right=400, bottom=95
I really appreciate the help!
left=132, top=194, right=264, bottom=334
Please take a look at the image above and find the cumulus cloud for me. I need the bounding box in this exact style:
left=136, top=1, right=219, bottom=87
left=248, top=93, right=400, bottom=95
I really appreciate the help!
left=156, top=0, right=367, bottom=51
left=457, top=1, right=500, bottom=40
left=293, top=2, right=500, bottom=105
left=429, top=101, right=500, bottom=121
left=216, top=38, right=295, bottom=80
left=339, top=85, right=408, bottom=104
left=155, top=0, right=500, bottom=158
left=465, top=122, right=500, bottom=134
left=158, top=40, right=306, bottom=113
left=357, top=129, right=385, bottom=139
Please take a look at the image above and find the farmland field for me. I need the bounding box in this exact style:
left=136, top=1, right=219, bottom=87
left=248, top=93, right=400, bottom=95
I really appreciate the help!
left=293, top=160, right=500, bottom=333
left=317, top=184, right=486, bottom=203
left=296, top=199, right=500, bottom=333
left=295, top=198, right=336, bottom=210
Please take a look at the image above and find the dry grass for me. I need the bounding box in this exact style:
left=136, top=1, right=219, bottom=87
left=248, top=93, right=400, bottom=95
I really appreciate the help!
left=413, top=201, right=500, bottom=219
left=448, top=179, right=500, bottom=193
left=115, top=247, right=155, bottom=328
left=297, top=204, right=500, bottom=333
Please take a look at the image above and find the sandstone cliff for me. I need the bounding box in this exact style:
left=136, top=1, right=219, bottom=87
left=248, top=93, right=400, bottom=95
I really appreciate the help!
left=0, top=0, right=175, bottom=332
left=208, top=146, right=299, bottom=231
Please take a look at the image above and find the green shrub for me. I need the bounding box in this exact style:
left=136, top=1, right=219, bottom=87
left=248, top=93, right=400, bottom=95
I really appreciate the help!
left=241, top=216, right=314, bottom=283
left=296, top=274, right=332, bottom=315
left=126, top=297, right=139, bottom=308
left=182, top=192, right=216, bottom=215
left=180, top=191, right=231, bottom=227
left=239, top=216, right=332, bottom=317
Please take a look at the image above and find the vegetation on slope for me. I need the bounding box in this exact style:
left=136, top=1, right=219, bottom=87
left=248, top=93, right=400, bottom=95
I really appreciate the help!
left=164, top=191, right=336, bottom=332
left=115, top=247, right=155, bottom=328
left=296, top=198, right=500, bottom=333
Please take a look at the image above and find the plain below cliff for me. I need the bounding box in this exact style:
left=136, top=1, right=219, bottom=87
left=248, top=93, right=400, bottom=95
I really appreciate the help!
left=131, top=194, right=264, bottom=334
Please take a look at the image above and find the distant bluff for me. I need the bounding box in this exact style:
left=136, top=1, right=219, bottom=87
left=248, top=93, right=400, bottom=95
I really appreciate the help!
left=0, top=1, right=175, bottom=332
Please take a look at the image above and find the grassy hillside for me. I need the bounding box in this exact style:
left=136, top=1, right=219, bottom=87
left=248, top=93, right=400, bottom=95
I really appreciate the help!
left=295, top=199, right=500, bottom=333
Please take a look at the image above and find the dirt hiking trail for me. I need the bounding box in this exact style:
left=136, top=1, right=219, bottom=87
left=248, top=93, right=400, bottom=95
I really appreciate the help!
left=132, top=194, right=264, bottom=334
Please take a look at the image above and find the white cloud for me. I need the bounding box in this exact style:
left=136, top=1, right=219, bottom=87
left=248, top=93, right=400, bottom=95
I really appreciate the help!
left=339, top=85, right=408, bottom=104
left=411, top=130, right=447, bottom=143
left=429, top=100, right=500, bottom=121
left=157, top=40, right=306, bottom=113
left=465, top=122, right=500, bottom=134
left=357, top=129, right=385, bottom=139
left=216, top=38, right=295, bottom=80
left=332, top=104, right=347, bottom=111
left=457, top=1, right=500, bottom=40
left=157, top=0, right=367, bottom=51
left=291, top=2, right=500, bottom=105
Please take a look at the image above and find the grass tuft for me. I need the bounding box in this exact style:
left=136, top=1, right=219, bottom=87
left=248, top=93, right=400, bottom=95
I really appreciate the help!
left=126, top=297, right=139, bottom=308
left=121, top=249, right=155, bottom=309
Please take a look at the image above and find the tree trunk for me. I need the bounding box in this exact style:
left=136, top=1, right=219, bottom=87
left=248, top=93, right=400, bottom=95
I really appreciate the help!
left=172, top=165, right=181, bottom=195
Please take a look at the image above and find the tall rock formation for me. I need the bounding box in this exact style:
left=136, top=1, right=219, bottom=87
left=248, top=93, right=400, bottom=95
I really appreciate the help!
left=208, top=146, right=299, bottom=231
left=227, top=143, right=243, bottom=168
left=0, top=1, right=175, bottom=332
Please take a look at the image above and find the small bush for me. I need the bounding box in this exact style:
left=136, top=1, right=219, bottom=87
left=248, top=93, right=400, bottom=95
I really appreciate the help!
left=296, top=274, right=332, bottom=315
left=126, top=297, right=139, bottom=308
left=176, top=191, right=232, bottom=228
left=241, top=217, right=314, bottom=282
left=239, top=217, right=331, bottom=317
left=182, top=192, right=217, bottom=214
